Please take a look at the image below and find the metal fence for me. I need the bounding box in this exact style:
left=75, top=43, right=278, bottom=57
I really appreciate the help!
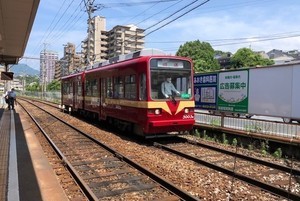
left=195, top=111, right=300, bottom=140
left=20, top=91, right=61, bottom=103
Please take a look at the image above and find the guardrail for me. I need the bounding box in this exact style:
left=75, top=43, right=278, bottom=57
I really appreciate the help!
left=195, top=111, right=300, bottom=140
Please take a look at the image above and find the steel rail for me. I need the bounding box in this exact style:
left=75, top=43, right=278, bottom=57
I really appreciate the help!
left=18, top=101, right=99, bottom=200
left=153, top=142, right=300, bottom=201
left=180, top=137, right=300, bottom=176
left=19, top=98, right=201, bottom=201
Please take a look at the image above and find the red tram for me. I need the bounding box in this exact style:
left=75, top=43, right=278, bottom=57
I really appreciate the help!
left=61, top=49, right=195, bottom=137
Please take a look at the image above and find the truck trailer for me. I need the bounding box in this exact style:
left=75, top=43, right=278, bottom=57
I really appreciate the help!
left=194, top=62, right=300, bottom=123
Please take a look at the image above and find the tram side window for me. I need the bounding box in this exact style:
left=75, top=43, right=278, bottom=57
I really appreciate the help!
left=77, top=81, right=82, bottom=96
left=125, top=75, right=136, bottom=100
left=86, top=80, right=92, bottom=96
left=114, top=76, right=123, bottom=98
left=69, top=82, right=73, bottom=95
left=139, top=73, right=146, bottom=100
left=101, top=78, right=106, bottom=103
left=63, top=81, right=69, bottom=95
left=107, top=77, right=113, bottom=98
left=92, top=79, right=99, bottom=97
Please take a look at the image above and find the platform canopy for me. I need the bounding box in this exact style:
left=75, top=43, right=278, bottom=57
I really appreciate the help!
left=0, top=0, right=40, bottom=66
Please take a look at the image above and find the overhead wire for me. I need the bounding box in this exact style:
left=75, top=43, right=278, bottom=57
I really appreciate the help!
left=144, top=0, right=200, bottom=31
left=25, top=0, right=300, bottom=67
left=123, top=0, right=209, bottom=43
left=155, top=31, right=300, bottom=53
left=136, top=0, right=184, bottom=26
left=94, top=0, right=179, bottom=9
left=142, top=0, right=210, bottom=37
left=121, top=2, right=160, bottom=25
left=42, top=0, right=77, bottom=42
left=31, top=0, right=69, bottom=55
left=33, top=0, right=79, bottom=56
left=150, top=31, right=300, bottom=43
left=47, top=1, right=86, bottom=45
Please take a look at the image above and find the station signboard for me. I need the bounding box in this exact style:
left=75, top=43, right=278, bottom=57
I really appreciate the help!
left=1, top=72, right=14, bottom=80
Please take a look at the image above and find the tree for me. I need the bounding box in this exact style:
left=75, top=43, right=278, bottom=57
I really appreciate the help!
left=47, top=80, right=61, bottom=91
left=26, top=82, right=40, bottom=91
left=176, top=40, right=220, bottom=72
left=16, top=75, right=39, bottom=87
left=230, top=48, right=274, bottom=68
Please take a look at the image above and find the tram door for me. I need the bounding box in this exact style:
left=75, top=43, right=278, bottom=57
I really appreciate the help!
left=73, top=80, right=77, bottom=109
left=73, top=76, right=79, bottom=110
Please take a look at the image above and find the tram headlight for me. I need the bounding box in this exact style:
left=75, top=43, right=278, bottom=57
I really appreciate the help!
left=148, top=109, right=161, bottom=115
left=184, top=108, right=189, bottom=113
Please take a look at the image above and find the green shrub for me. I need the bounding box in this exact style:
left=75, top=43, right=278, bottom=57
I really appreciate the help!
left=222, top=133, right=228, bottom=145
left=273, top=148, right=282, bottom=158
left=232, top=138, right=238, bottom=146
left=194, top=129, right=200, bottom=137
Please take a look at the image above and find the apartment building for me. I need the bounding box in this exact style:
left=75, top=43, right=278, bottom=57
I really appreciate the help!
left=82, top=16, right=108, bottom=63
left=55, top=43, right=82, bottom=79
left=81, top=16, right=145, bottom=64
left=107, top=24, right=145, bottom=58
left=40, top=50, right=58, bottom=84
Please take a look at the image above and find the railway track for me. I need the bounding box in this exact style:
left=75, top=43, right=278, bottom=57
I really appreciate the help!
left=18, top=99, right=199, bottom=200
left=153, top=136, right=300, bottom=200
left=18, top=97, right=300, bottom=200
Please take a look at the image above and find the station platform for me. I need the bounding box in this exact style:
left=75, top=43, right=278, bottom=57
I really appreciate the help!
left=0, top=107, right=68, bottom=201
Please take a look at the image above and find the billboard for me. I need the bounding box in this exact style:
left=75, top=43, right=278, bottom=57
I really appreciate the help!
left=218, top=70, right=249, bottom=113
left=194, top=73, right=218, bottom=110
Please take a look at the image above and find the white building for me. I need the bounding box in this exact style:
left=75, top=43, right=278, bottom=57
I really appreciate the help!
left=82, top=16, right=108, bottom=63
left=40, top=50, right=58, bottom=84
left=81, top=16, right=145, bottom=64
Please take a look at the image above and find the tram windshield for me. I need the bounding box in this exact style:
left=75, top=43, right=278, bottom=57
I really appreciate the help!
left=150, top=58, right=192, bottom=100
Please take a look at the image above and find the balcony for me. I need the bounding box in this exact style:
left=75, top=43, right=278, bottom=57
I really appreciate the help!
left=136, top=45, right=144, bottom=49
left=100, top=46, right=108, bottom=51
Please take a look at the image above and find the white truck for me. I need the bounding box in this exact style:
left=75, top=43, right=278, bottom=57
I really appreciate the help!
left=194, top=62, right=300, bottom=123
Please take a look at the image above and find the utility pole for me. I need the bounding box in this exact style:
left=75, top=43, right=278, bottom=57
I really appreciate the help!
left=42, top=43, right=48, bottom=99
left=84, top=0, right=95, bottom=67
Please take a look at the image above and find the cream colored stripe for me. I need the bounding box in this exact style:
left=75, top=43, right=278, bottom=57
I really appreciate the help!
left=105, top=99, right=194, bottom=115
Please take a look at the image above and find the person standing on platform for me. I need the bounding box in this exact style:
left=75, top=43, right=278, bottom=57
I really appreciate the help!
left=7, top=88, right=17, bottom=110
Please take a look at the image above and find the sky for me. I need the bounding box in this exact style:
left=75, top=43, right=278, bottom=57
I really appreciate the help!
left=22, top=0, right=300, bottom=70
